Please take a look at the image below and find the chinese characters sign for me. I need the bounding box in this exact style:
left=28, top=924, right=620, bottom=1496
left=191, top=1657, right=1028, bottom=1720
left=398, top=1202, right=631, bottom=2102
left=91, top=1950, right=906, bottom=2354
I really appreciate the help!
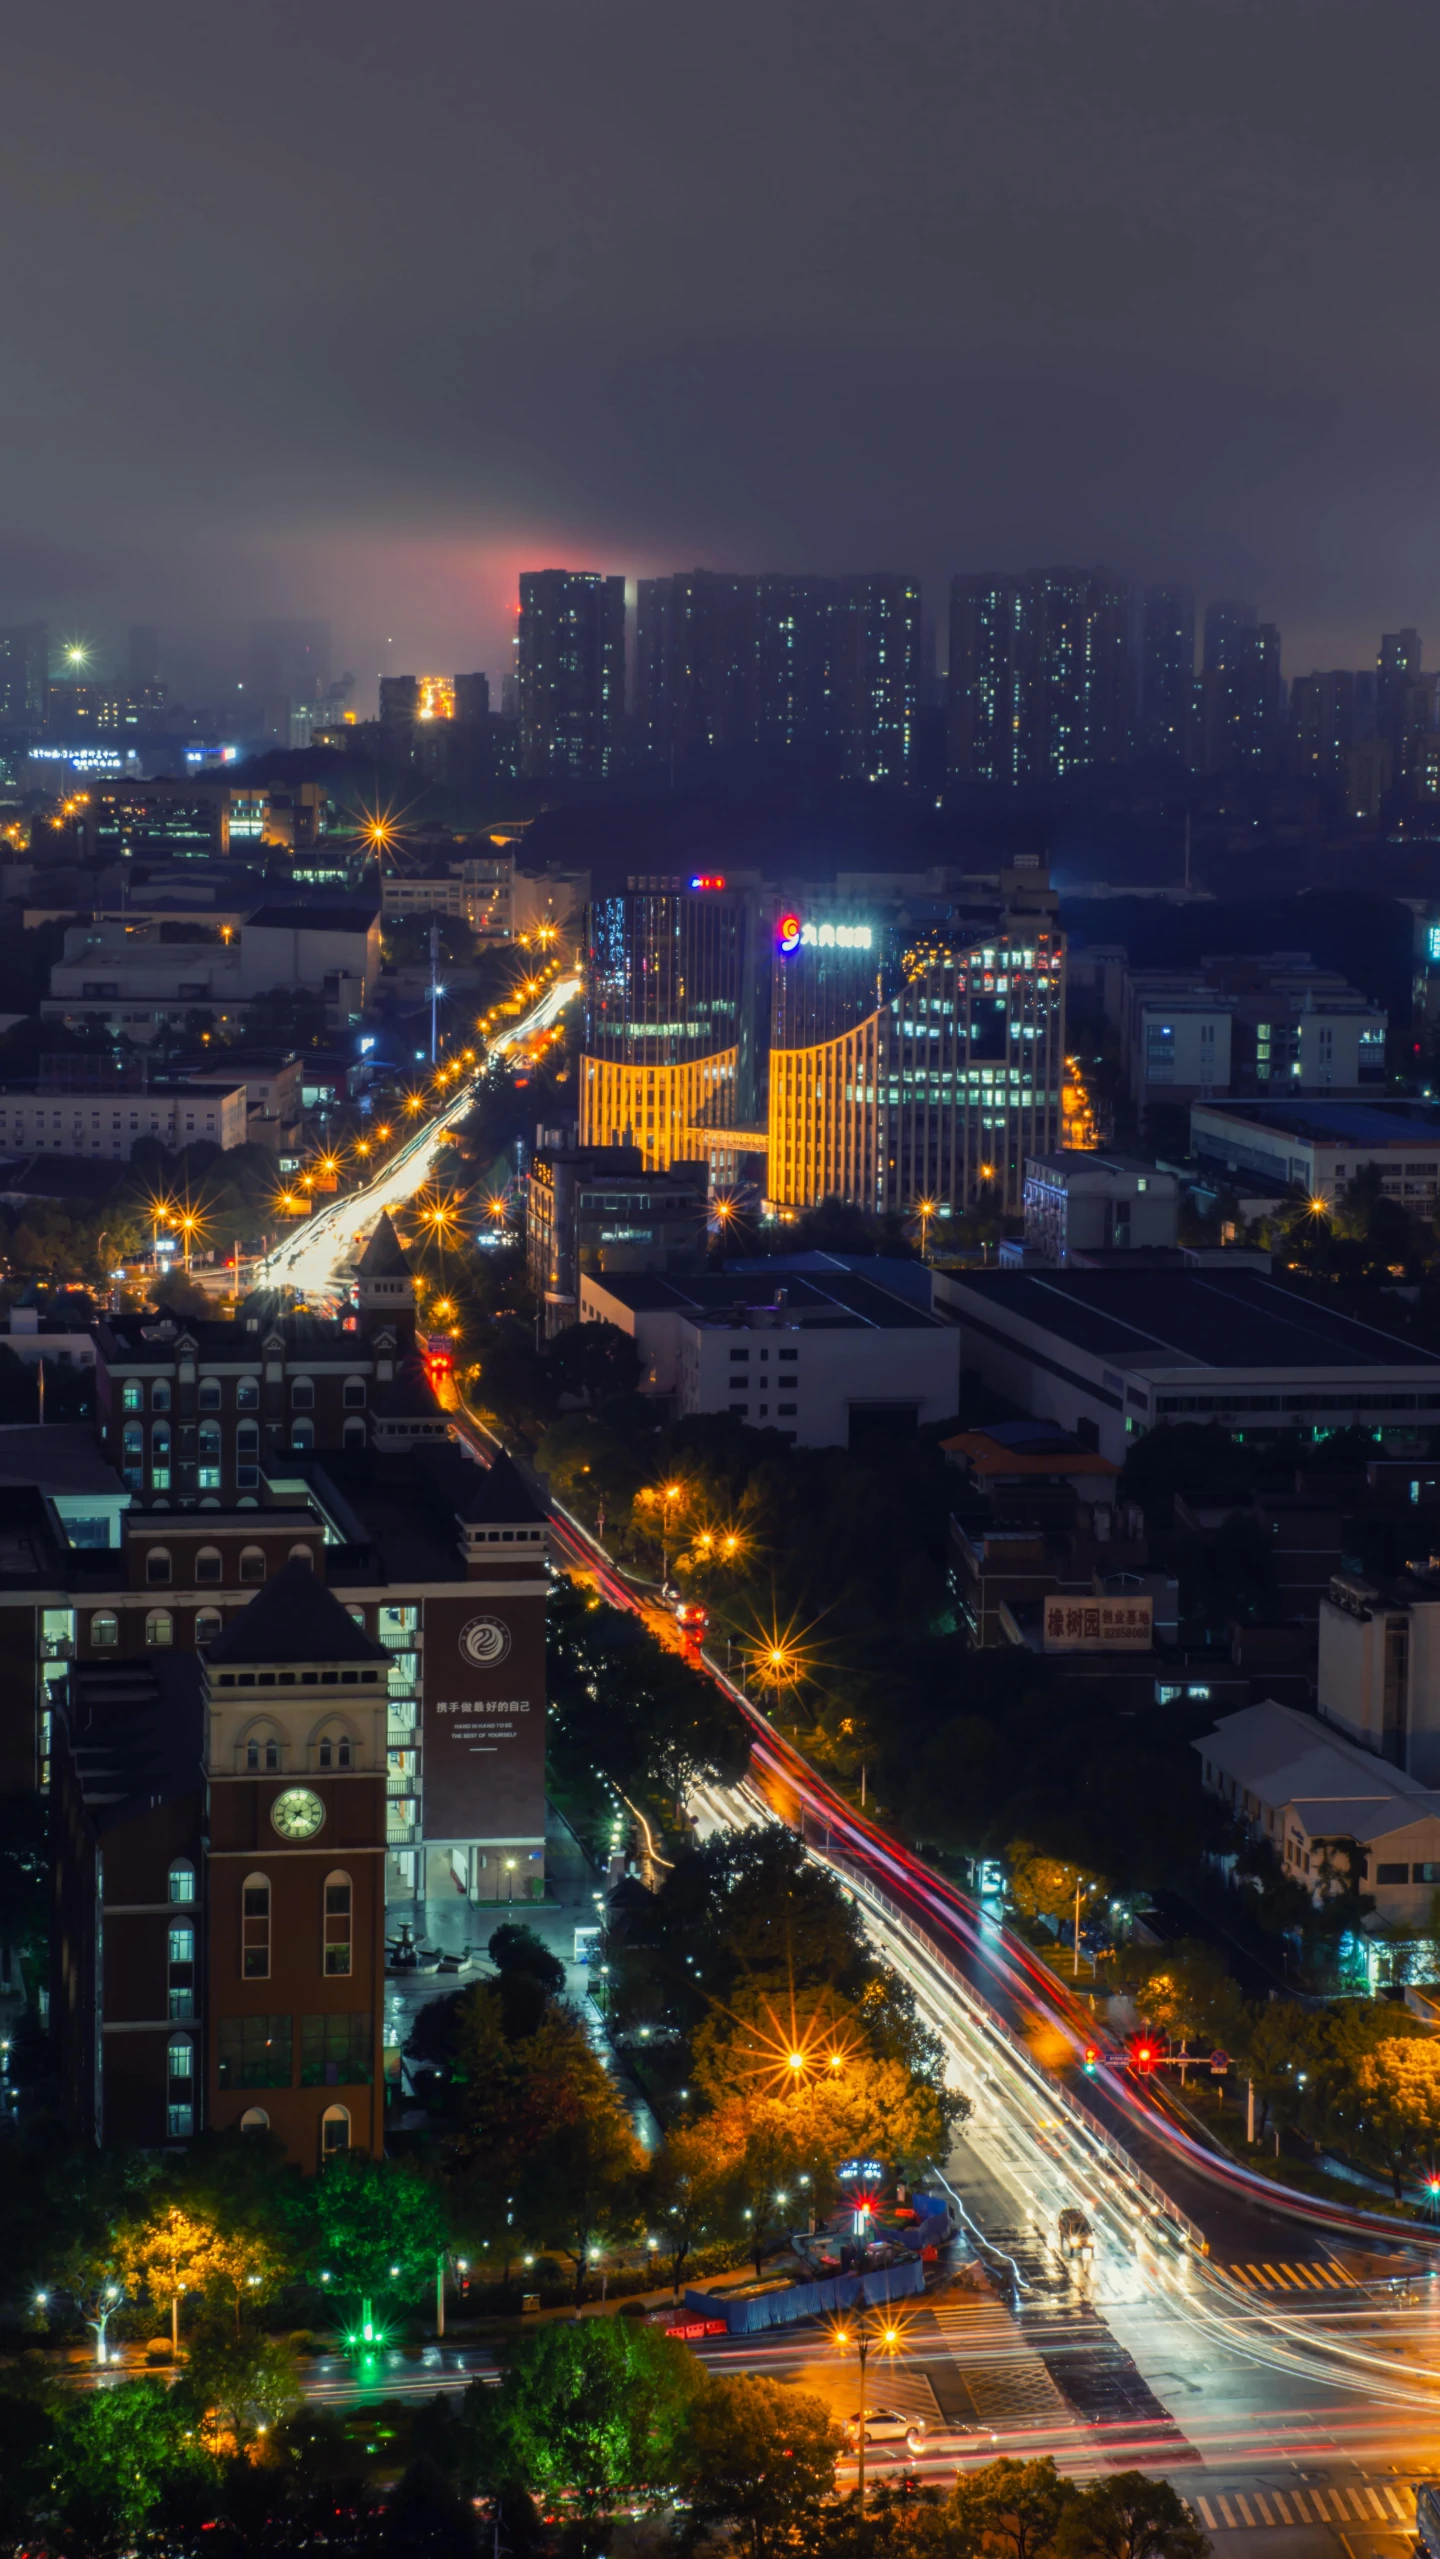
left=1042, top=1596, right=1152, bottom=1651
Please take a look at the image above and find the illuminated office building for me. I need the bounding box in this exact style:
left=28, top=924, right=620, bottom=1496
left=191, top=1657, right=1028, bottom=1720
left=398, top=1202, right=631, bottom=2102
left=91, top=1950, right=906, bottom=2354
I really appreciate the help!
left=518, top=570, right=626, bottom=779
left=579, top=869, right=1064, bottom=1217
left=579, top=877, right=769, bottom=1191
left=767, top=911, right=1065, bottom=1217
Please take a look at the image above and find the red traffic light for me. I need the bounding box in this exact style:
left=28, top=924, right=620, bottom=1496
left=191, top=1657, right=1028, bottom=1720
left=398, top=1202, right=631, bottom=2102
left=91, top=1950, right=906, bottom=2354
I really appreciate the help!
left=1082, top=2045, right=1099, bottom=2073
left=1131, top=2038, right=1156, bottom=2075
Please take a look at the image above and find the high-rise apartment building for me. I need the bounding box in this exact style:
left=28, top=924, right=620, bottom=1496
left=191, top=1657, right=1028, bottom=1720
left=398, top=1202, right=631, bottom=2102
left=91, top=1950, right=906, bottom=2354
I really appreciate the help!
left=1196, top=606, right=1281, bottom=773
left=1379, top=628, right=1423, bottom=764
left=946, top=569, right=1132, bottom=786
left=517, top=570, right=626, bottom=780
left=833, top=576, right=920, bottom=783
left=634, top=569, right=918, bottom=783
left=0, top=623, right=47, bottom=730
left=1290, top=670, right=1357, bottom=790
left=1139, top=587, right=1194, bottom=759
left=247, top=620, right=332, bottom=746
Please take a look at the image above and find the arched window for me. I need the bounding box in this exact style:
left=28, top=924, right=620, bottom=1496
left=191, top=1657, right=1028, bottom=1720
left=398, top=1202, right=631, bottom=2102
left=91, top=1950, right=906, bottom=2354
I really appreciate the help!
left=323, top=1871, right=352, bottom=1976
left=150, top=1423, right=171, bottom=1492
left=290, top=1376, right=315, bottom=1410
left=198, top=1377, right=222, bottom=1411
left=240, top=2107, right=269, bottom=2131
left=236, top=1376, right=259, bottom=1412
left=343, top=1376, right=367, bottom=1409
left=245, top=1731, right=282, bottom=1773
left=168, top=1919, right=195, bottom=2017
left=145, top=1548, right=172, bottom=1586
left=145, top=1609, right=173, bottom=1649
left=316, top=1728, right=352, bottom=1771
left=289, top=1544, right=314, bottom=1569
left=236, top=1422, right=260, bottom=1491
left=168, top=1859, right=196, bottom=1905
left=320, top=2103, right=350, bottom=2160
left=121, top=1422, right=143, bottom=1489
left=194, top=1546, right=223, bottom=1584
left=90, top=1611, right=118, bottom=1649
left=151, top=1379, right=171, bottom=1413
left=167, top=2035, right=195, bottom=2138
left=343, top=1416, right=366, bottom=1450
left=239, top=1546, right=265, bottom=1584
left=197, top=1422, right=221, bottom=1491
left=195, top=1609, right=223, bottom=1646
left=242, top=1874, right=270, bottom=1978
left=291, top=1418, right=315, bottom=1453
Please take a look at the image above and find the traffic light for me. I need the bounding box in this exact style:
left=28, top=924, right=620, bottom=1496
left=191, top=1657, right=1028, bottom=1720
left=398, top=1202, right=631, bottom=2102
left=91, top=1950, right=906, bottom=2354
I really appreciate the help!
left=1083, top=2044, right=1099, bottom=2074
left=1135, top=2041, right=1155, bottom=2076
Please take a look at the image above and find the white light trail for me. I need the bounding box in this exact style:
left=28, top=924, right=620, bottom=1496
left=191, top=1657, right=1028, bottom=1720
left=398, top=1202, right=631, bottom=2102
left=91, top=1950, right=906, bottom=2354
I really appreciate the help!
left=252, top=974, right=579, bottom=1296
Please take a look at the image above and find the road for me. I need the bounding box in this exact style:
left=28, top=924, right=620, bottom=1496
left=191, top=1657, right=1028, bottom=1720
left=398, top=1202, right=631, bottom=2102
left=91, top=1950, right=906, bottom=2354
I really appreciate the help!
left=524, top=1496, right=1440, bottom=2551
left=252, top=971, right=579, bottom=1298
left=277, top=1040, right=1440, bottom=2546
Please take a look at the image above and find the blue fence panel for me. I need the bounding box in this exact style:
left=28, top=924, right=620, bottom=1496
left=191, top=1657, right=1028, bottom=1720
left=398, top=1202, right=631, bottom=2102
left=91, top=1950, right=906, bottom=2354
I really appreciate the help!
left=684, top=2254, right=924, bottom=2337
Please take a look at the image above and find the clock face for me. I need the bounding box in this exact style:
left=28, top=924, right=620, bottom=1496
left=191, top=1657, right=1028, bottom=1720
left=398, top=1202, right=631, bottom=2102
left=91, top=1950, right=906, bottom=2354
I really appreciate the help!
left=270, top=1786, right=326, bottom=1841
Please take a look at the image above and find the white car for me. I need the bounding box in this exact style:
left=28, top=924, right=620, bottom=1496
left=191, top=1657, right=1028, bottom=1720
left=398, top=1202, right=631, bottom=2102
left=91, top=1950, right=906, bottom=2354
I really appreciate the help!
left=909, top=2421, right=998, bottom=2454
left=848, top=2410, right=920, bottom=2446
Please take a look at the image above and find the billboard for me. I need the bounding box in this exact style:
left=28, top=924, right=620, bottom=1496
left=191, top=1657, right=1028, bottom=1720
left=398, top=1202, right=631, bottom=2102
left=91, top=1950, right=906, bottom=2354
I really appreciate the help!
left=1042, top=1595, right=1152, bottom=1652
left=421, top=1587, right=547, bottom=1843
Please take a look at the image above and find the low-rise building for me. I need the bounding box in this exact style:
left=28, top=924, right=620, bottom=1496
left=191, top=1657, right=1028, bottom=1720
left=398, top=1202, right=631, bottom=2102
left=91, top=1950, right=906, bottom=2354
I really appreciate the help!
left=1021, top=1152, right=1180, bottom=1265
left=0, top=1080, right=247, bottom=1160
left=526, top=1144, right=708, bottom=1338
left=1318, top=1565, right=1440, bottom=1787
left=580, top=1264, right=959, bottom=1447
left=1191, top=1098, right=1440, bottom=1211
left=43, top=902, right=380, bottom=1040
left=933, top=1266, right=1440, bottom=1466
left=1195, top=1696, right=1440, bottom=1961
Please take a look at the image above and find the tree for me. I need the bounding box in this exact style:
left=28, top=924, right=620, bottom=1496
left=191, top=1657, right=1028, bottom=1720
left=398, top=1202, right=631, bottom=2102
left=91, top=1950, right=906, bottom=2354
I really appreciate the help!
left=1008, top=1846, right=1107, bottom=1944
left=179, top=2326, right=301, bottom=2451
left=294, top=2150, right=450, bottom=2328
left=1350, top=2037, right=1440, bottom=2198
left=473, top=2319, right=702, bottom=2544
left=680, top=2372, right=839, bottom=2559
left=948, top=2457, right=1080, bottom=2559
left=1056, top=2471, right=1211, bottom=2559
left=46, top=2379, right=211, bottom=2554
left=1237, top=2000, right=1321, bottom=2139
left=115, top=2203, right=229, bottom=2357
left=505, top=2008, right=647, bottom=2302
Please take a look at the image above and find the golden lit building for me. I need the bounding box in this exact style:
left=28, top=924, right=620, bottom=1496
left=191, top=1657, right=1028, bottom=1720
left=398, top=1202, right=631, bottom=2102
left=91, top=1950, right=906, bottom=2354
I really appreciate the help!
left=767, top=927, right=1065, bottom=1217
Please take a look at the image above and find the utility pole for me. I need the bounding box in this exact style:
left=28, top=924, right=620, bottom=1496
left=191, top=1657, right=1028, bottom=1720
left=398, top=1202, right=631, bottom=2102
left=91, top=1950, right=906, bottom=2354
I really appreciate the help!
left=1074, top=1879, right=1083, bottom=1979
left=435, top=2254, right=445, bottom=2339
left=429, top=916, right=439, bottom=1066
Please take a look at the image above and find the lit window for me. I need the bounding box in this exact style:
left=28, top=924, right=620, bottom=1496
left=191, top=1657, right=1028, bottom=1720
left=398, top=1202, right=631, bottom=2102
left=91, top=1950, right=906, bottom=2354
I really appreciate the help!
left=168, top=1860, right=196, bottom=1905
left=146, top=1610, right=173, bottom=1648
left=90, top=1611, right=119, bottom=1649
left=168, top=1921, right=195, bottom=2017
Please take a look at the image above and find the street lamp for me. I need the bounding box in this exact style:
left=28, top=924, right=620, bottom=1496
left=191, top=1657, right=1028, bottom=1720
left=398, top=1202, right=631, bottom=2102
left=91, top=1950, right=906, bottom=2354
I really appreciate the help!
left=831, top=2303, right=904, bottom=2513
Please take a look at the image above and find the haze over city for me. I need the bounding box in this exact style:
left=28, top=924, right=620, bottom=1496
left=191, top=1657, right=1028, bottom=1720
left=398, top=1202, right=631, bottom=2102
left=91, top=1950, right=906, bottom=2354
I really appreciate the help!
left=8, top=1, right=1440, bottom=694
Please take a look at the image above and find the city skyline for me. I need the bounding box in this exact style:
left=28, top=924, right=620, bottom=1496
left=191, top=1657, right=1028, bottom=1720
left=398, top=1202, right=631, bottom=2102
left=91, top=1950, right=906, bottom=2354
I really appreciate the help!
left=8, top=3, right=1440, bottom=696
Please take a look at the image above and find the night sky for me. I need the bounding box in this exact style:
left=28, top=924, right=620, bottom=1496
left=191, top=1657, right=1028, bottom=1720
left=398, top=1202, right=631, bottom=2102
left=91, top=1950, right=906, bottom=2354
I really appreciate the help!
left=6, top=0, right=1440, bottom=699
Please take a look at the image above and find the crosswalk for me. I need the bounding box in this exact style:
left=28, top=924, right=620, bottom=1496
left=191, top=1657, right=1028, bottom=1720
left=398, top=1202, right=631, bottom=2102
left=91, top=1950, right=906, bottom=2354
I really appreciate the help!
left=928, top=2294, right=1071, bottom=2430
left=1224, top=2258, right=1360, bottom=2294
left=1192, top=2479, right=1412, bottom=2531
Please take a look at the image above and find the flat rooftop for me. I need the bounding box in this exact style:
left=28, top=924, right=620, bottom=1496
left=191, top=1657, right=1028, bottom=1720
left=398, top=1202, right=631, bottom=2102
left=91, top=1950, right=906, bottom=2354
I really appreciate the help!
left=1193, top=1099, right=1440, bottom=1149
left=586, top=1269, right=942, bottom=1331
left=949, top=1267, right=1440, bottom=1372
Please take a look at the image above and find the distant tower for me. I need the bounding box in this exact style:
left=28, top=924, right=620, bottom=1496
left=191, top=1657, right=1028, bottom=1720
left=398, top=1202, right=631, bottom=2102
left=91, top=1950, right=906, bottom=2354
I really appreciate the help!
left=354, top=1210, right=418, bottom=1348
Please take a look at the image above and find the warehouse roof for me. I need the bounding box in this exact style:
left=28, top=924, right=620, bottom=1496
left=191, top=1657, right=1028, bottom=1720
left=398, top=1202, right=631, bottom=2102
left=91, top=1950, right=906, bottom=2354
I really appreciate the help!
left=948, top=1268, right=1440, bottom=1371
left=586, top=1269, right=942, bottom=1331
left=1194, top=1099, right=1440, bottom=1149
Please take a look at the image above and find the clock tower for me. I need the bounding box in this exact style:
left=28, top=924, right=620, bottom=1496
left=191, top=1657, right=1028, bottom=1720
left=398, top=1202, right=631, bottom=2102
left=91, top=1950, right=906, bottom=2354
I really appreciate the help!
left=203, top=1558, right=389, bottom=2166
